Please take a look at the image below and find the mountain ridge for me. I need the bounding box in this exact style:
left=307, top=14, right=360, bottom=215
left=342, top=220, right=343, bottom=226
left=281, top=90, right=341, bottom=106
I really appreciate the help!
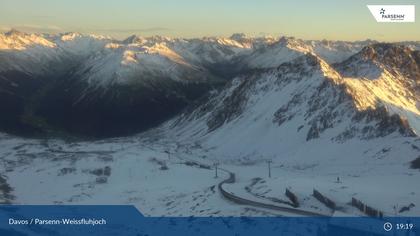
left=0, top=30, right=419, bottom=138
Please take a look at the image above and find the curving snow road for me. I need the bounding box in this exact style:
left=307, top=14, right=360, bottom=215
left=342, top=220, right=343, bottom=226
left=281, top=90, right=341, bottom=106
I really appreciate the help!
left=217, top=168, right=331, bottom=217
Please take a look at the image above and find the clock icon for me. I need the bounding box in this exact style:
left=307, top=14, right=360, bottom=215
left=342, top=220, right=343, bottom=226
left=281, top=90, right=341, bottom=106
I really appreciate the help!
left=384, top=222, right=393, bottom=231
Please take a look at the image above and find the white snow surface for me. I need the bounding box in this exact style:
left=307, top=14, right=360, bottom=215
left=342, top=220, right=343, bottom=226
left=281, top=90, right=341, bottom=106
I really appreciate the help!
left=2, top=30, right=417, bottom=87
left=0, top=31, right=419, bottom=217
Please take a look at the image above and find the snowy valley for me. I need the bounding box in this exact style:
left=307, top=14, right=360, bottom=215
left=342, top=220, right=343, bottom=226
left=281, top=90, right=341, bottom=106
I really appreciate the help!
left=0, top=30, right=419, bottom=217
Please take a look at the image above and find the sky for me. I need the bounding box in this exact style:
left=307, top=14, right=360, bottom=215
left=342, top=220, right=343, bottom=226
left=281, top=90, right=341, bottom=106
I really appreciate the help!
left=0, top=0, right=419, bottom=41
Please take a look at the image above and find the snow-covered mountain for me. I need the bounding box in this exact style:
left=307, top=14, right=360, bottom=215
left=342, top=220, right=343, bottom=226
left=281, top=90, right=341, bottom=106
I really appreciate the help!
left=0, top=30, right=249, bottom=136
left=160, top=48, right=418, bottom=158
left=235, top=37, right=311, bottom=70
left=0, top=30, right=419, bottom=138
left=307, top=39, right=376, bottom=64
left=335, top=44, right=420, bottom=133
left=234, top=37, right=375, bottom=71
left=0, top=30, right=61, bottom=75
left=137, top=44, right=419, bottom=216
left=0, top=31, right=419, bottom=217
left=0, top=30, right=383, bottom=88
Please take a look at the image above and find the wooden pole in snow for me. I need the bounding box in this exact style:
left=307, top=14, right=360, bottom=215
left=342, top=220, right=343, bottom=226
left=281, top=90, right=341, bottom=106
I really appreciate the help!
left=267, top=160, right=272, bottom=178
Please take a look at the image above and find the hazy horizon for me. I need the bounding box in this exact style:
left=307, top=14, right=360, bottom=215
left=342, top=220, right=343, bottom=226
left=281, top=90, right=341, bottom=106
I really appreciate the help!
left=2, top=28, right=420, bottom=43
left=1, top=0, right=419, bottom=41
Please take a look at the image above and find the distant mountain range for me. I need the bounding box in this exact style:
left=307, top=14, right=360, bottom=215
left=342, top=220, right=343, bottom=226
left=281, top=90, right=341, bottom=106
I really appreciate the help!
left=1, top=30, right=419, bottom=217
left=0, top=30, right=419, bottom=139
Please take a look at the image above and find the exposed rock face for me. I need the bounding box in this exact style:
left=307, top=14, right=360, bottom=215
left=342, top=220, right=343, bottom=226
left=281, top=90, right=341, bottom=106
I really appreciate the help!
left=162, top=46, right=419, bottom=156
left=412, top=156, right=420, bottom=169
left=1, top=31, right=419, bottom=140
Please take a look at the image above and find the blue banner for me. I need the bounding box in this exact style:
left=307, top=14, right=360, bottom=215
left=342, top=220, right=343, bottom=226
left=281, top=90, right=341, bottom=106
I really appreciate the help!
left=0, top=205, right=418, bottom=236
